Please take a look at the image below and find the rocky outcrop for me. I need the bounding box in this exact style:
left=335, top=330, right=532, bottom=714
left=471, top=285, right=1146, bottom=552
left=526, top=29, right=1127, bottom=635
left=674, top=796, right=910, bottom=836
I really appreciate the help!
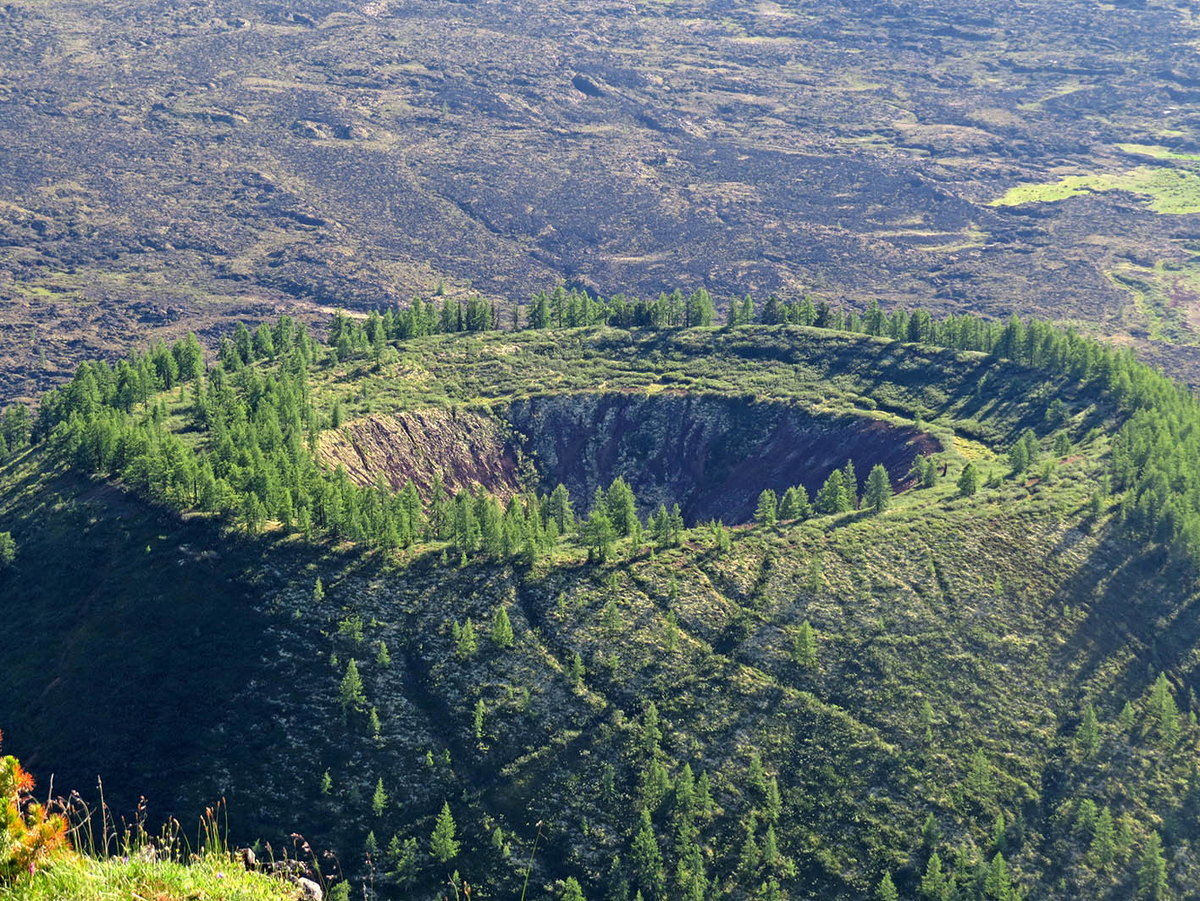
left=317, top=408, right=523, bottom=501
left=507, top=392, right=938, bottom=524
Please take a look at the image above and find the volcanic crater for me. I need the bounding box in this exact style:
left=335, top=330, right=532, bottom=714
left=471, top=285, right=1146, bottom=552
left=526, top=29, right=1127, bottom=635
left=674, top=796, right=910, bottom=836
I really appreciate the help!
left=320, top=392, right=939, bottom=524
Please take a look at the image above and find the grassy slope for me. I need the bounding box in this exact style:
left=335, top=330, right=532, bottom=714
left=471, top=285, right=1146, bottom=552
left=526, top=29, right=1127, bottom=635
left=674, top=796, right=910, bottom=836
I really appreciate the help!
left=0, top=854, right=302, bottom=901
left=3, top=326, right=1200, bottom=899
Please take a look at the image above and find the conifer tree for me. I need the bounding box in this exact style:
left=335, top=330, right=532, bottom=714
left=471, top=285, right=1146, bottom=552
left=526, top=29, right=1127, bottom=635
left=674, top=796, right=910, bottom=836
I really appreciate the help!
left=581, top=506, right=617, bottom=563
left=630, top=808, right=665, bottom=901
left=779, top=485, right=810, bottom=521
left=602, top=598, right=623, bottom=632
left=430, top=801, right=459, bottom=863
left=755, top=489, right=778, bottom=528
left=1089, top=806, right=1116, bottom=872
left=549, top=483, right=575, bottom=533
left=814, top=471, right=851, bottom=515
left=1021, top=427, right=1040, bottom=465
left=919, top=852, right=949, bottom=901
left=641, top=702, right=662, bottom=757
left=878, top=872, right=898, bottom=901
left=957, top=462, right=979, bottom=497
left=921, top=812, right=940, bottom=851
left=865, top=464, right=892, bottom=514
left=765, top=775, right=781, bottom=823
left=1137, top=832, right=1168, bottom=901
left=842, top=459, right=858, bottom=505
left=1149, top=673, right=1180, bottom=744
left=474, top=699, right=485, bottom=741
left=1009, top=440, right=1028, bottom=475
left=388, top=835, right=418, bottom=888
left=761, top=824, right=779, bottom=868
left=492, top=606, right=514, bottom=649
left=562, top=877, right=586, bottom=901
left=793, top=620, right=818, bottom=670
left=695, top=771, right=713, bottom=818
left=340, top=659, right=366, bottom=713
left=372, top=778, right=387, bottom=816
left=456, top=618, right=477, bottom=659
left=1077, top=702, right=1100, bottom=758
left=606, top=477, right=639, bottom=538
left=983, top=852, right=1011, bottom=900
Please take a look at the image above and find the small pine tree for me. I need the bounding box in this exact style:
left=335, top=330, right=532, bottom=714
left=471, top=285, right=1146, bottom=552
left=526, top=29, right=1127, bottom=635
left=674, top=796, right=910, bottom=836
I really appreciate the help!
left=430, top=801, right=460, bottom=863
left=474, top=699, right=485, bottom=741
left=793, top=620, right=818, bottom=670
left=456, top=618, right=477, bottom=659
left=340, top=659, right=366, bottom=713
left=602, top=598, right=623, bottom=632
left=320, top=769, right=332, bottom=795
left=312, top=577, right=324, bottom=603
left=1137, top=831, right=1168, bottom=901
left=878, top=872, right=898, bottom=901
left=779, top=485, right=810, bottom=521
left=1077, top=702, right=1100, bottom=758
left=388, top=835, right=419, bottom=887
left=1008, top=440, right=1028, bottom=475
left=1149, top=673, right=1181, bottom=744
left=957, top=462, right=979, bottom=497
left=921, top=812, right=941, bottom=851
left=755, top=489, right=778, bottom=528
left=765, top=775, right=781, bottom=823
left=920, top=852, right=949, bottom=901
left=814, top=471, right=851, bottom=515
left=841, top=459, right=858, bottom=506
left=563, top=877, right=587, bottom=901
left=1089, top=806, right=1116, bottom=872
left=864, top=464, right=892, bottom=514
left=630, top=808, right=665, bottom=901
left=492, top=606, right=514, bottom=649
left=761, top=824, right=779, bottom=868
left=372, top=778, right=388, bottom=816
left=376, top=641, right=391, bottom=668
left=369, top=706, right=382, bottom=742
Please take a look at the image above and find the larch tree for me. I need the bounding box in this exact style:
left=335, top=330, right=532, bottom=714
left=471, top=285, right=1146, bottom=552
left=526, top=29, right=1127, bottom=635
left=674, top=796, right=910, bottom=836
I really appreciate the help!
left=430, top=801, right=459, bottom=863
left=864, top=464, right=892, bottom=514
left=755, top=489, right=778, bottom=528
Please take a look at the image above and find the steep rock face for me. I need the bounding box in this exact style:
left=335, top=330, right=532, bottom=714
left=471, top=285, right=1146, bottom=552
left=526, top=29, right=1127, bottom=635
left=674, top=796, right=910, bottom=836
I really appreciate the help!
left=317, top=408, right=522, bottom=500
left=506, top=392, right=938, bottom=523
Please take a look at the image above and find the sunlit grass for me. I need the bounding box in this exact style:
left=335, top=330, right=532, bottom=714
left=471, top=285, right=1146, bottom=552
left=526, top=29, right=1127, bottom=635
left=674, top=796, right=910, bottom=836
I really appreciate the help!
left=1, top=852, right=301, bottom=901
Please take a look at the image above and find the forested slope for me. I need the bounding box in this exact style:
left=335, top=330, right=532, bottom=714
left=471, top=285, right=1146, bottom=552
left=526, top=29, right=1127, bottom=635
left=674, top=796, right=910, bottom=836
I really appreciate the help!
left=2, top=316, right=1199, bottom=901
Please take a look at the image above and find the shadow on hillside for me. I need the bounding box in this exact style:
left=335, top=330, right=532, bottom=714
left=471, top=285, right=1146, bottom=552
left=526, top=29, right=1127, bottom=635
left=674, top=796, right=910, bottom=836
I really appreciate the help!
left=1052, top=526, right=1200, bottom=716
left=0, top=468, right=296, bottom=834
